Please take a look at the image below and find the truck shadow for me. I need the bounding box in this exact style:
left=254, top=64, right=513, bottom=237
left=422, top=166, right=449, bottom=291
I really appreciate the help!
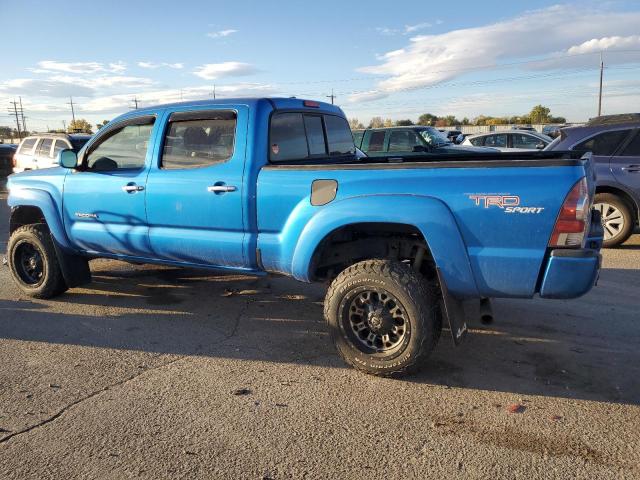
left=0, top=261, right=638, bottom=406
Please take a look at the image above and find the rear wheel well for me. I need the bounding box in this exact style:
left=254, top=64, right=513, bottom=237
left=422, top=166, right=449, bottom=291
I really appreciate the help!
left=10, top=206, right=47, bottom=235
left=309, top=223, right=436, bottom=282
left=595, top=187, right=639, bottom=224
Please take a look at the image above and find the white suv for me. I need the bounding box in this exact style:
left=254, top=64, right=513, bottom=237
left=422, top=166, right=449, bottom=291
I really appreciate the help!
left=12, top=134, right=91, bottom=173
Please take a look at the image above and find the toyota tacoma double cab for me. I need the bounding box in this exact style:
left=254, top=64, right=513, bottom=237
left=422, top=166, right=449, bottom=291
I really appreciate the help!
left=6, top=98, right=603, bottom=377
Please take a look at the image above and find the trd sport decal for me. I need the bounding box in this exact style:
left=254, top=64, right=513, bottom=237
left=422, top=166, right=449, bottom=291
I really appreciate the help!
left=468, top=194, right=544, bottom=214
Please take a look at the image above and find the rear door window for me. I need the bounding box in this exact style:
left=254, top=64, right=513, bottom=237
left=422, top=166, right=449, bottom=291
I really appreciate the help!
left=575, top=129, right=631, bottom=156
left=620, top=130, right=640, bottom=157
left=36, top=138, right=53, bottom=158
left=512, top=134, right=542, bottom=149
left=364, top=131, right=386, bottom=152
left=469, top=137, right=485, bottom=146
left=18, top=137, right=37, bottom=155
left=161, top=111, right=237, bottom=169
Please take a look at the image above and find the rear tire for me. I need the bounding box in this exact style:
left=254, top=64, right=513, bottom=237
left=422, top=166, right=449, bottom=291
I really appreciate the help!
left=8, top=224, right=68, bottom=298
left=594, top=193, right=633, bottom=248
left=324, top=259, right=441, bottom=377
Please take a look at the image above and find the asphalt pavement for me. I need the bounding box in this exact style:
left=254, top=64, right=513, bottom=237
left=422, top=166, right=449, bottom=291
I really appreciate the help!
left=0, top=181, right=639, bottom=479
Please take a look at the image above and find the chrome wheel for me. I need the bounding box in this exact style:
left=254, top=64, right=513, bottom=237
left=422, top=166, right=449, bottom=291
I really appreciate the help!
left=595, top=202, right=625, bottom=241
left=344, top=288, right=409, bottom=355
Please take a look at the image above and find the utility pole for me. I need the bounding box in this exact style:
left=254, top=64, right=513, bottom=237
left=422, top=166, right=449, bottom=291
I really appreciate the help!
left=597, top=51, right=604, bottom=117
left=67, top=96, right=76, bottom=127
left=9, top=100, right=23, bottom=140
left=211, top=85, right=216, bottom=99
left=326, top=89, right=336, bottom=105
left=62, top=120, right=67, bottom=132
left=19, top=96, right=26, bottom=133
left=131, top=97, right=139, bottom=109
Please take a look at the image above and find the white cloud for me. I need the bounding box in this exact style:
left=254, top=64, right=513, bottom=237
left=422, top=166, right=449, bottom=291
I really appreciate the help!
left=36, top=60, right=127, bottom=74
left=193, top=62, right=257, bottom=80
left=138, top=61, right=184, bottom=69
left=354, top=5, right=640, bottom=102
left=206, top=29, right=237, bottom=39
left=376, top=21, right=434, bottom=36
left=0, top=74, right=153, bottom=98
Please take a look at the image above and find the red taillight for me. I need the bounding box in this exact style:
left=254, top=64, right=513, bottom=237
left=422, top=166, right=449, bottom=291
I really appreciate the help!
left=549, top=177, right=590, bottom=247
left=12, top=155, right=16, bottom=168
left=303, top=100, right=320, bottom=108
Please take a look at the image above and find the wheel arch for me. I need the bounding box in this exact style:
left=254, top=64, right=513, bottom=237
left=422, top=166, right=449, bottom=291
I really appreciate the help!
left=595, top=185, right=639, bottom=224
left=290, top=194, right=479, bottom=298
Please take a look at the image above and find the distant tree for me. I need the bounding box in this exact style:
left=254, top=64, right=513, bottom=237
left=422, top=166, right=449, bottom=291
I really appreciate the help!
left=0, top=126, right=12, bottom=139
left=461, top=117, right=470, bottom=126
left=349, top=118, right=365, bottom=130
left=549, top=115, right=566, bottom=124
left=96, top=119, right=110, bottom=130
left=417, top=113, right=438, bottom=126
left=395, top=119, right=414, bottom=126
left=68, top=119, right=93, bottom=134
left=529, top=105, right=551, bottom=124
left=434, top=119, right=448, bottom=127
left=383, top=118, right=394, bottom=127
left=369, top=116, right=385, bottom=128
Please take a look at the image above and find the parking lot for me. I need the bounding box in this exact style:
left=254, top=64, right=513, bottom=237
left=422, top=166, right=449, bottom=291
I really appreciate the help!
left=0, top=183, right=639, bottom=479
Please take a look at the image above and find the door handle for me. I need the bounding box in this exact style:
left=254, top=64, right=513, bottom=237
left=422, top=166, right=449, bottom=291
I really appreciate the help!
left=622, top=165, right=640, bottom=173
left=207, top=185, right=237, bottom=193
left=122, top=184, right=145, bottom=193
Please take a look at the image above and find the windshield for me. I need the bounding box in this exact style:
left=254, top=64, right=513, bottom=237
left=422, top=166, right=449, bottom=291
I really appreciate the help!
left=419, top=127, right=451, bottom=146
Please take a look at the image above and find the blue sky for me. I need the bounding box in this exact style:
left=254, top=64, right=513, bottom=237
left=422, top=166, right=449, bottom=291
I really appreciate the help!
left=1, top=0, right=640, bottom=131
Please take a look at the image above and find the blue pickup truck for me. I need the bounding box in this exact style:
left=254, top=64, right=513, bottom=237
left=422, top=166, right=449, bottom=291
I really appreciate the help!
left=6, top=98, right=603, bottom=377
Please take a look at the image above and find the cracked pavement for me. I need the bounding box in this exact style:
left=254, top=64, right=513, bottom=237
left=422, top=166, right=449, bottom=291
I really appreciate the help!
left=1, top=183, right=639, bottom=479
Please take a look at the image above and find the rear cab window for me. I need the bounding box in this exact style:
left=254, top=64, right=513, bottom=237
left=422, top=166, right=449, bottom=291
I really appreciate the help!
left=269, top=112, right=355, bottom=162
left=18, top=137, right=38, bottom=155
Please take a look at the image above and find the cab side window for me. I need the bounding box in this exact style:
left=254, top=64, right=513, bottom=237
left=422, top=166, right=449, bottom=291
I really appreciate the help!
left=85, top=120, right=155, bottom=171
left=365, top=131, right=386, bottom=152
left=388, top=130, right=424, bottom=152
left=162, top=111, right=236, bottom=169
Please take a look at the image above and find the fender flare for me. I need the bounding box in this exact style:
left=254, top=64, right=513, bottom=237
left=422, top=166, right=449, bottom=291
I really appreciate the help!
left=8, top=187, right=73, bottom=250
left=290, top=194, right=479, bottom=298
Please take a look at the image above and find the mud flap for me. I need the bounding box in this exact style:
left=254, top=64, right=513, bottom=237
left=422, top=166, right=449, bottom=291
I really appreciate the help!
left=51, top=236, right=92, bottom=288
left=436, top=267, right=468, bottom=345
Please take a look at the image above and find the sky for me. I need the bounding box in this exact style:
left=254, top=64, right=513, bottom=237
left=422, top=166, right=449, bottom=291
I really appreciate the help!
left=1, top=0, right=640, bottom=132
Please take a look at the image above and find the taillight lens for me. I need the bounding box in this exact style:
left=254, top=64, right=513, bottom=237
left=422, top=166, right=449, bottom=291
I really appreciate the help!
left=549, top=177, right=590, bottom=247
left=12, top=155, right=17, bottom=167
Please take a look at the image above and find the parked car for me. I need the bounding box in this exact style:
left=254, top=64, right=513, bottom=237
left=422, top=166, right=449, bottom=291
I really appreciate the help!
left=12, top=133, right=91, bottom=173
left=7, top=97, right=602, bottom=377
left=354, top=126, right=495, bottom=156
left=546, top=113, right=640, bottom=247
left=462, top=130, right=552, bottom=151
left=542, top=124, right=566, bottom=138
left=0, top=143, right=17, bottom=176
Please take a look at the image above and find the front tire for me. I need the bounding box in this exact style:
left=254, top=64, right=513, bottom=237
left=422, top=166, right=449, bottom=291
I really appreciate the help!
left=324, top=259, right=441, bottom=377
left=594, top=193, right=634, bottom=248
left=7, top=224, right=68, bottom=298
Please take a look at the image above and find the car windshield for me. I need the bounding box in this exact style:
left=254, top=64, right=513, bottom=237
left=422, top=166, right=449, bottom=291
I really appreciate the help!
left=419, top=127, right=451, bottom=146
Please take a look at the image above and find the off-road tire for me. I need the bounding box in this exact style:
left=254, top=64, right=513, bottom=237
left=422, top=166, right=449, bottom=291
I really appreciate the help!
left=594, top=193, right=634, bottom=248
left=7, top=224, right=68, bottom=299
left=324, top=259, right=441, bottom=377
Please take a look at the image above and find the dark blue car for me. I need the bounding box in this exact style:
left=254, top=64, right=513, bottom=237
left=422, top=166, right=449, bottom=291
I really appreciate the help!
left=548, top=114, right=640, bottom=247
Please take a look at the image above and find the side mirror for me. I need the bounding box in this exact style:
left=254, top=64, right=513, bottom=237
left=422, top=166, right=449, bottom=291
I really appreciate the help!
left=59, top=149, right=78, bottom=169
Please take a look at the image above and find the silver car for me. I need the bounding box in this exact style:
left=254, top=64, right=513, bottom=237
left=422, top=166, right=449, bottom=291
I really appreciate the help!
left=462, top=130, right=552, bottom=152
left=13, top=133, right=91, bottom=173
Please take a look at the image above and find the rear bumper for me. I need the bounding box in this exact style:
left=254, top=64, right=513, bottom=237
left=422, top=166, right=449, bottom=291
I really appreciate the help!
left=539, top=249, right=601, bottom=299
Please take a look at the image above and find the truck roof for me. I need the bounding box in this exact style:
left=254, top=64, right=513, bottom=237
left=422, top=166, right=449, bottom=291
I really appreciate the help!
left=135, top=97, right=343, bottom=116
